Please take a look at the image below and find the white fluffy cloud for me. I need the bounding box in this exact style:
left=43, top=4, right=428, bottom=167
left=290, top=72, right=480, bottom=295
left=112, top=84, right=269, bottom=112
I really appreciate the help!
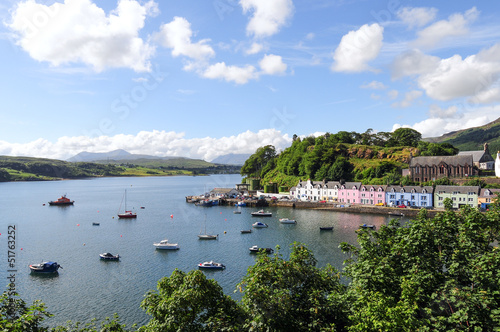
left=0, top=129, right=292, bottom=162
left=202, top=62, right=258, bottom=84
left=240, top=0, right=294, bottom=38
left=155, top=16, right=215, bottom=64
left=394, top=104, right=500, bottom=138
left=7, top=0, right=156, bottom=72
left=259, top=54, right=287, bottom=75
left=418, top=45, right=500, bottom=101
left=413, top=7, right=479, bottom=49
left=246, top=42, right=264, bottom=54
left=361, top=81, right=387, bottom=90
left=331, top=23, right=384, bottom=73
left=391, top=49, right=440, bottom=79
left=391, top=90, right=423, bottom=108
left=397, top=7, right=437, bottom=29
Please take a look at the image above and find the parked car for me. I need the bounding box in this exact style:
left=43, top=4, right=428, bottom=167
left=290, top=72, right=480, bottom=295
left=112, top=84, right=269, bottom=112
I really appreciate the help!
left=319, top=200, right=326, bottom=203
left=397, top=204, right=407, bottom=208
left=375, top=202, right=384, bottom=206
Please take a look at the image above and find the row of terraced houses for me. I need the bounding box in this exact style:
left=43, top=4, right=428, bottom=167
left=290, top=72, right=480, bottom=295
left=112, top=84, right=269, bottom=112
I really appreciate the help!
left=289, top=179, right=500, bottom=209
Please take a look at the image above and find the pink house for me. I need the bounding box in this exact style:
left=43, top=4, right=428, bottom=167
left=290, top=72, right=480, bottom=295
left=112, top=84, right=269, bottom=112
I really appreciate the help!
left=359, top=185, right=386, bottom=205
left=338, top=182, right=362, bottom=204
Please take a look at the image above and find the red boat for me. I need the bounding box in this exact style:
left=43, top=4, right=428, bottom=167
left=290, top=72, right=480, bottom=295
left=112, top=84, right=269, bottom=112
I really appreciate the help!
left=48, top=195, right=74, bottom=206
left=117, top=189, right=137, bottom=219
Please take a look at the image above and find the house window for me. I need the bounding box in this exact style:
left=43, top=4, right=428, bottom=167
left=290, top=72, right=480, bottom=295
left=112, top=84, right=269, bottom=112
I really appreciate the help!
left=452, top=197, right=456, bottom=201
left=422, top=196, right=426, bottom=200
left=438, top=197, right=443, bottom=201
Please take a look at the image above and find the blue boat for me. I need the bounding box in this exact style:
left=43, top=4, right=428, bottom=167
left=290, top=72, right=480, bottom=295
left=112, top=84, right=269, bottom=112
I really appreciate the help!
left=29, top=261, right=62, bottom=273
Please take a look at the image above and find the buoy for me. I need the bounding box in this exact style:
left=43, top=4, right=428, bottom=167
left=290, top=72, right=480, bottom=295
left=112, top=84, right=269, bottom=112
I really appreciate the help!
left=170, top=214, right=173, bottom=218
left=224, top=231, right=227, bottom=234
left=224, top=219, right=227, bottom=221
left=20, top=248, right=23, bottom=250
left=120, top=235, right=123, bottom=237
left=77, top=224, right=80, bottom=226
left=83, top=243, right=86, bottom=246
left=220, top=212, right=222, bottom=214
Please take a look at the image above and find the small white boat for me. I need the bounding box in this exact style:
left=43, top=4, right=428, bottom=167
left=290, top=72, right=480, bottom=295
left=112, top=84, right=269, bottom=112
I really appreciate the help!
left=198, top=261, right=225, bottom=270
left=279, top=218, right=296, bottom=224
left=252, top=221, right=268, bottom=228
left=233, top=210, right=242, bottom=214
left=153, top=239, right=180, bottom=250
left=198, top=214, right=218, bottom=239
left=249, top=245, right=273, bottom=254
left=99, top=253, right=120, bottom=260
left=240, top=229, right=252, bottom=234
left=251, top=210, right=272, bottom=217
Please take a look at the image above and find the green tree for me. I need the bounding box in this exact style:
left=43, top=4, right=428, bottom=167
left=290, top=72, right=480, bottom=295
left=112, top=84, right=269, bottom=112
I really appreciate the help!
left=240, top=145, right=277, bottom=178
left=327, top=157, right=353, bottom=181
left=140, top=269, right=245, bottom=331
left=238, top=243, right=348, bottom=331
left=387, top=128, right=422, bottom=147
left=0, top=292, right=51, bottom=332
left=340, top=206, right=500, bottom=331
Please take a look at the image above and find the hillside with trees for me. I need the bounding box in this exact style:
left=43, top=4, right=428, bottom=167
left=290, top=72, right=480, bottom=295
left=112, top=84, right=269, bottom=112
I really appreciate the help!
left=240, top=128, right=458, bottom=189
left=425, top=117, right=500, bottom=157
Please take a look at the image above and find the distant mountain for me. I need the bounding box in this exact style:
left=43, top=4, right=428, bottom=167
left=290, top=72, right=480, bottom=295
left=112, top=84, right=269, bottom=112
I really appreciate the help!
left=67, top=149, right=176, bottom=162
left=424, top=117, right=500, bottom=155
left=211, top=153, right=251, bottom=165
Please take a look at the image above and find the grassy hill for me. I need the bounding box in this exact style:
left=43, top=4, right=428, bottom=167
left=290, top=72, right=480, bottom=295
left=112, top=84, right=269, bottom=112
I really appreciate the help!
left=425, top=117, right=500, bottom=155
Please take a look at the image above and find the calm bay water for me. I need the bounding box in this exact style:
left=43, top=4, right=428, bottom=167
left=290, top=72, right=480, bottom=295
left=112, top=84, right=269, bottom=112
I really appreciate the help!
left=0, top=175, right=401, bottom=327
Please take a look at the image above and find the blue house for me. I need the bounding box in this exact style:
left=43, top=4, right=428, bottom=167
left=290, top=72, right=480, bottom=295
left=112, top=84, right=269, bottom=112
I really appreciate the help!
left=385, top=185, right=433, bottom=207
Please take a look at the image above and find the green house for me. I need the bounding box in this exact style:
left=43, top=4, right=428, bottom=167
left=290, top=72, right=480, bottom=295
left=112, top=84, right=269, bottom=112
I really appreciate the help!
left=434, top=185, right=480, bottom=209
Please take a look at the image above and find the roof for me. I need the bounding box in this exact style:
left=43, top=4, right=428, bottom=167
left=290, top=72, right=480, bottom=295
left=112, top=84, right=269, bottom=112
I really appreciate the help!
left=340, top=182, right=362, bottom=189
left=386, top=185, right=433, bottom=193
left=410, top=155, right=473, bottom=167
left=210, top=188, right=237, bottom=193
left=458, top=150, right=495, bottom=163
left=479, top=188, right=500, bottom=197
left=434, top=185, right=480, bottom=194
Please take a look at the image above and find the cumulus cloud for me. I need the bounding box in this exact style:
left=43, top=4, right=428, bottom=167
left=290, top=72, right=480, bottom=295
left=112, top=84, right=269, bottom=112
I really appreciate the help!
left=259, top=54, right=286, bottom=75
left=391, top=49, right=440, bottom=79
left=201, top=62, right=258, bottom=84
left=393, top=104, right=500, bottom=138
left=391, top=90, right=423, bottom=108
left=0, top=129, right=292, bottom=162
left=388, top=90, right=399, bottom=100
left=7, top=0, right=156, bottom=72
left=361, top=80, right=386, bottom=90
left=155, top=16, right=215, bottom=65
left=240, top=0, right=294, bottom=38
left=331, top=23, right=384, bottom=73
left=412, top=7, right=479, bottom=49
left=397, top=7, right=437, bottom=29
left=246, top=42, right=264, bottom=54
left=417, top=43, right=500, bottom=101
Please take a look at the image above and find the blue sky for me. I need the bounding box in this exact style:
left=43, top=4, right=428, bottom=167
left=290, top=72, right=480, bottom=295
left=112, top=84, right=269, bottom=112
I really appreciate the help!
left=1, top=0, right=500, bottom=161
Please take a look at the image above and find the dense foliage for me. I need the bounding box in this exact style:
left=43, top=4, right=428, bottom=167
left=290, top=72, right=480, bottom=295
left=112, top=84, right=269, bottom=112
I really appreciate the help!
left=2, top=205, right=499, bottom=331
left=240, top=129, right=458, bottom=188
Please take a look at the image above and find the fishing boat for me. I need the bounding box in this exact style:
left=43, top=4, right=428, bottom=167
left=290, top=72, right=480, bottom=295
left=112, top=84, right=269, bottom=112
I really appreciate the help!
left=198, top=261, right=225, bottom=270
left=249, top=245, right=273, bottom=254
left=117, top=189, right=137, bottom=219
left=48, top=195, right=74, bottom=206
left=251, top=209, right=272, bottom=217
left=252, top=221, right=268, bottom=228
left=320, top=226, right=334, bottom=231
left=198, top=215, right=218, bottom=240
left=99, top=253, right=120, bottom=260
left=279, top=218, right=296, bottom=224
left=153, top=239, right=180, bottom=250
left=240, top=229, right=252, bottom=234
left=29, top=261, right=62, bottom=273
left=360, top=224, right=375, bottom=229
left=92, top=222, right=100, bottom=226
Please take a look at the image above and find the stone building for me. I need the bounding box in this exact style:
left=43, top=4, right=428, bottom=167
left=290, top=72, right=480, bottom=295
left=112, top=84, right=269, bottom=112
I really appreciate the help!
left=457, top=143, right=495, bottom=170
left=408, top=155, right=476, bottom=182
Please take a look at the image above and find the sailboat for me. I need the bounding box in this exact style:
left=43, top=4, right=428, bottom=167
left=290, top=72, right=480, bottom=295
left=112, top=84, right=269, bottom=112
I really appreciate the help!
left=117, top=189, right=137, bottom=219
left=198, top=214, right=218, bottom=240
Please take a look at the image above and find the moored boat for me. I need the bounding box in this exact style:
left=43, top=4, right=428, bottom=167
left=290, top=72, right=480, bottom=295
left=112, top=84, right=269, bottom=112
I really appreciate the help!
left=198, top=261, right=225, bottom=270
left=320, top=226, right=333, bottom=231
left=153, top=239, right=180, bottom=250
left=29, top=261, right=62, bottom=273
left=48, top=195, right=74, bottom=206
left=99, top=253, right=120, bottom=260
left=360, top=224, right=375, bottom=229
left=279, top=218, right=296, bottom=224
left=117, top=190, right=137, bottom=219
left=252, top=221, right=268, bottom=228
left=240, top=229, right=252, bottom=234
left=249, top=245, right=273, bottom=254
left=251, top=209, right=272, bottom=217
